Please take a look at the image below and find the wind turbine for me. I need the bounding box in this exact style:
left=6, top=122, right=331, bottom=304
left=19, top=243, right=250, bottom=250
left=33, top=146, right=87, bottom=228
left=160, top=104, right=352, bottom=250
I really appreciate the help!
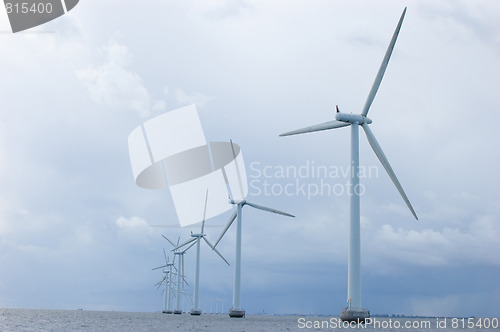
left=163, top=235, right=194, bottom=314
left=213, top=140, right=295, bottom=318
left=153, top=269, right=169, bottom=313
left=279, top=8, right=417, bottom=322
left=152, top=250, right=177, bottom=314
left=174, top=190, right=230, bottom=315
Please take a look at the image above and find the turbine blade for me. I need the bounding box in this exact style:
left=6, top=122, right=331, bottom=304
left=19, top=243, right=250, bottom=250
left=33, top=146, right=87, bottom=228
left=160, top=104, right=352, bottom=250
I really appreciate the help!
left=245, top=201, right=295, bottom=218
left=183, top=240, right=197, bottom=253
left=163, top=248, right=168, bottom=263
left=201, top=189, right=208, bottom=234
left=162, top=235, right=177, bottom=248
left=361, top=123, right=418, bottom=220
left=152, top=264, right=167, bottom=270
left=279, top=120, right=350, bottom=137
left=156, top=276, right=167, bottom=288
left=173, top=237, right=197, bottom=251
left=213, top=209, right=238, bottom=248
left=361, top=7, right=406, bottom=117
left=203, top=237, right=230, bottom=266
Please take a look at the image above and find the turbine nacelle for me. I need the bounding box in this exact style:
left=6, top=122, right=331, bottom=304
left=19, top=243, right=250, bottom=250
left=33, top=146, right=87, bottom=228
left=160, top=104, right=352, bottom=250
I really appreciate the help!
left=190, top=232, right=206, bottom=238
left=335, top=112, right=372, bottom=125
left=229, top=199, right=246, bottom=205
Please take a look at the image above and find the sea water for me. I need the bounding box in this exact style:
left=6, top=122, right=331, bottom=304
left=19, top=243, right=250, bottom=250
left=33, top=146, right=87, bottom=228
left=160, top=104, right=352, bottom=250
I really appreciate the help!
left=1, top=308, right=498, bottom=332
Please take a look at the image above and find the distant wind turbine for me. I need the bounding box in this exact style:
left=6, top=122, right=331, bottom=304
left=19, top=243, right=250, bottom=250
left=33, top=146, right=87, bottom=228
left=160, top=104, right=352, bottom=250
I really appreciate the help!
left=174, top=190, right=230, bottom=315
left=152, top=250, right=176, bottom=314
left=213, top=140, right=295, bottom=318
left=163, top=236, right=193, bottom=314
left=279, top=7, right=417, bottom=322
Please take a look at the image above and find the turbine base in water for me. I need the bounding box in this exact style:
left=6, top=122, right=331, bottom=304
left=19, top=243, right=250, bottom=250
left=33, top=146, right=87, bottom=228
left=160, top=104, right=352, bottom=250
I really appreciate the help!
left=173, top=310, right=182, bottom=315
left=228, top=309, right=245, bottom=318
left=190, top=309, right=201, bottom=316
left=340, top=307, right=370, bottom=323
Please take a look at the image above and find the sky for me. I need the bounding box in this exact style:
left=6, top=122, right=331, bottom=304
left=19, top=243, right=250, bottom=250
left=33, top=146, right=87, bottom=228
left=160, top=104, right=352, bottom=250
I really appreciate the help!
left=0, top=0, right=499, bottom=317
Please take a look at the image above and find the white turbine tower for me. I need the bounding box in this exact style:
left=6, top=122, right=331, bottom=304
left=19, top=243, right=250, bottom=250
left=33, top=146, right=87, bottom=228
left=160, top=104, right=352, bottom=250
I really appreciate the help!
left=163, top=236, right=193, bottom=314
left=213, top=141, right=295, bottom=318
left=174, top=190, right=230, bottom=315
left=280, top=8, right=417, bottom=322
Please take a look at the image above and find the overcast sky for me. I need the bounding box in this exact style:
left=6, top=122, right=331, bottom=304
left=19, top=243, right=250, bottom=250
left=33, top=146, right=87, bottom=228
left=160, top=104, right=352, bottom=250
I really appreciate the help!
left=0, top=0, right=499, bottom=317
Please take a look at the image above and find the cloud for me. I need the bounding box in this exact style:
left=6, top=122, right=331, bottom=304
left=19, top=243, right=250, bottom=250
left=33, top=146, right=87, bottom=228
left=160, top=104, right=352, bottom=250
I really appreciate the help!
left=115, top=216, right=155, bottom=245
left=116, top=216, right=150, bottom=230
left=171, top=87, right=214, bottom=107
left=75, top=39, right=212, bottom=118
left=366, top=215, right=500, bottom=270
left=76, top=40, right=160, bottom=118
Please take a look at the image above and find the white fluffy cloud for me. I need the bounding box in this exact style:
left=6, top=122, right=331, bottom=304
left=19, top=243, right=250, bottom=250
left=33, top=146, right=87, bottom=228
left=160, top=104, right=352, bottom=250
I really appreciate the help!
left=75, top=41, right=214, bottom=117
left=116, top=216, right=150, bottom=230
left=76, top=40, right=157, bottom=118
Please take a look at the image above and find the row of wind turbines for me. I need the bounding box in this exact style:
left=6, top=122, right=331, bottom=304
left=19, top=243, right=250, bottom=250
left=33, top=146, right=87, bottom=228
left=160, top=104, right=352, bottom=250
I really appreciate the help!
left=151, top=7, right=417, bottom=322
left=153, top=147, right=295, bottom=317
